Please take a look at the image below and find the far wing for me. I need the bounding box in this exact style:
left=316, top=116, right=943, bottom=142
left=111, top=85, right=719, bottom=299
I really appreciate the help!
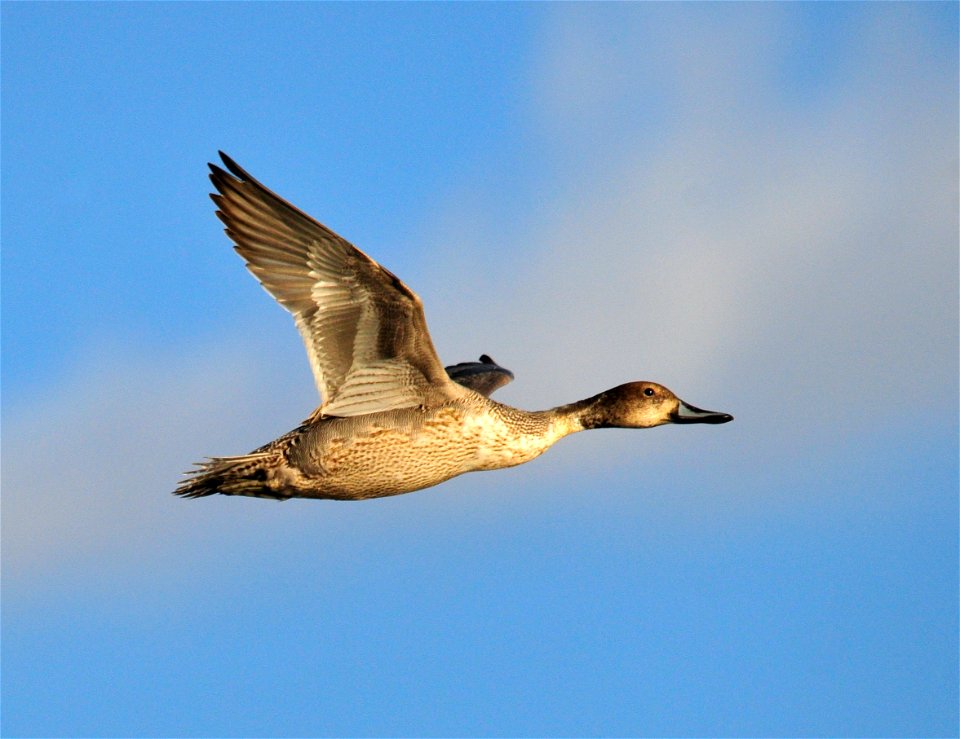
left=445, top=354, right=514, bottom=398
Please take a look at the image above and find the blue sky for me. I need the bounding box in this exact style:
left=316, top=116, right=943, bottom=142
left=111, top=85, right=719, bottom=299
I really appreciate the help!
left=2, top=3, right=957, bottom=737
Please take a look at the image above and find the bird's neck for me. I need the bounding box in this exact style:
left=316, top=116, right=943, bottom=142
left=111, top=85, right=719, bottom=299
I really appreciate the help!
left=540, top=393, right=611, bottom=435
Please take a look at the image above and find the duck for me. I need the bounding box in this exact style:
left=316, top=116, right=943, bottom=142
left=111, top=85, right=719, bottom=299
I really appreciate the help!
left=175, top=153, right=733, bottom=501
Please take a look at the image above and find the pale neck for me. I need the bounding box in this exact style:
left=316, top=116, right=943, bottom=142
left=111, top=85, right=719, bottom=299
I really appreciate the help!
left=536, top=393, right=610, bottom=437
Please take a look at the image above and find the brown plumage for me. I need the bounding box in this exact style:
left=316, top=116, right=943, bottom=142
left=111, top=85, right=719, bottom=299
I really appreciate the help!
left=174, top=153, right=732, bottom=501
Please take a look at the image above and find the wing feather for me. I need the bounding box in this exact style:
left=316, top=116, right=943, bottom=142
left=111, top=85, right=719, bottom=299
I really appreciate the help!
left=209, top=152, right=459, bottom=416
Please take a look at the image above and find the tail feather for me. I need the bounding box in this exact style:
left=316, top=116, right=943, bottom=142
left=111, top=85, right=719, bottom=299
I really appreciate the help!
left=173, top=453, right=284, bottom=499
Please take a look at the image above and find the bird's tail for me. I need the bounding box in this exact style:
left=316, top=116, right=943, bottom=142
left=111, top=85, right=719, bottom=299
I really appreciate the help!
left=173, top=453, right=286, bottom=499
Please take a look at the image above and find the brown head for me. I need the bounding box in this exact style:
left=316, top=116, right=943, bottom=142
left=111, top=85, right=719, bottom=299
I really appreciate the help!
left=579, top=381, right=733, bottom=430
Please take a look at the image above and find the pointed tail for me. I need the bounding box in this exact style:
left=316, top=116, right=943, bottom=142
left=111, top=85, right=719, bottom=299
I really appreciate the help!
left=173, top=453, right=285, bottom=499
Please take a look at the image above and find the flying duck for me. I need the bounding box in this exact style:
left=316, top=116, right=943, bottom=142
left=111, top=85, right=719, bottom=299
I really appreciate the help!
left=175, top=153, right=732, bottom=501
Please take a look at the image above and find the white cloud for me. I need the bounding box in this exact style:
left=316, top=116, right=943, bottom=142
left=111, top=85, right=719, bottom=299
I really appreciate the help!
left=418, top=3, right=957, bottom=433
left=1, top=336, right=311, bottom=587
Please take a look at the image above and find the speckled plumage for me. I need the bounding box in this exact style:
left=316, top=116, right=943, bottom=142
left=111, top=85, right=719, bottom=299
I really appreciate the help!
left=174, top=154, right=732, bottom=502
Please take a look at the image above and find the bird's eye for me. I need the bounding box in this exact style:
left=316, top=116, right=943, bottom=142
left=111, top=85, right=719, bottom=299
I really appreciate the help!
left=643, top=387, right=655, bottom=397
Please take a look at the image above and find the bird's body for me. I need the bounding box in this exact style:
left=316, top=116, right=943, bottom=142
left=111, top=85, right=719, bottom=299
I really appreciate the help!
left=175, top=154, right=732, bottom=502
left=198, top=396, right=567, bottom=501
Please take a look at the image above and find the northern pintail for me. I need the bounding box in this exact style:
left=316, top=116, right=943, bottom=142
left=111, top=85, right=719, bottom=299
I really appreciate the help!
left=175, top=153, right=732, bottom=501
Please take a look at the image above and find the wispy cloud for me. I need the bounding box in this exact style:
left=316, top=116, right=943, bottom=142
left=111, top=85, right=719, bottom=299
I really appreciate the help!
left=419, top=4, right=957, bottom=427
left=2, top=338, right=306, bottom=586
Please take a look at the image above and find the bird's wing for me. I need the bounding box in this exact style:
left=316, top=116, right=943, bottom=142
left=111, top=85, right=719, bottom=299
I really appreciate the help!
left=445, top=355, right=514, bottom=398
left=209, top=152, right=460, bottom=417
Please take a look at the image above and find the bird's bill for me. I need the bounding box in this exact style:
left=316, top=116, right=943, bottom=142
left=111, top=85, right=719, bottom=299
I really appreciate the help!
left=671, top=400, right=734, bottom=424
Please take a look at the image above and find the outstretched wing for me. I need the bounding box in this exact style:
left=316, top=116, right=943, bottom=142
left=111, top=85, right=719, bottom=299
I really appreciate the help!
left=445, top=354, right=514, bottom=398
left=209, top=152, right=460, bottom=416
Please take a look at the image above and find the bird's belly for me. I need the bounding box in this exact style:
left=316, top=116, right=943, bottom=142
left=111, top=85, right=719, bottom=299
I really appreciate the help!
left=299, top=408, right=549, bottom=500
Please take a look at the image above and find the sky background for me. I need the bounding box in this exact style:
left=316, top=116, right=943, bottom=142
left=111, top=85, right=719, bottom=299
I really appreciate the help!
left=2, top=3, right=957, bottom=737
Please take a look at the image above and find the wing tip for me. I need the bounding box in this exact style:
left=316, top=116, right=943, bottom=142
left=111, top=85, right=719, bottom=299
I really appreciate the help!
left=208, top=151, right=248, bottom=185
left=217, top=151, right=246, bottom=179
